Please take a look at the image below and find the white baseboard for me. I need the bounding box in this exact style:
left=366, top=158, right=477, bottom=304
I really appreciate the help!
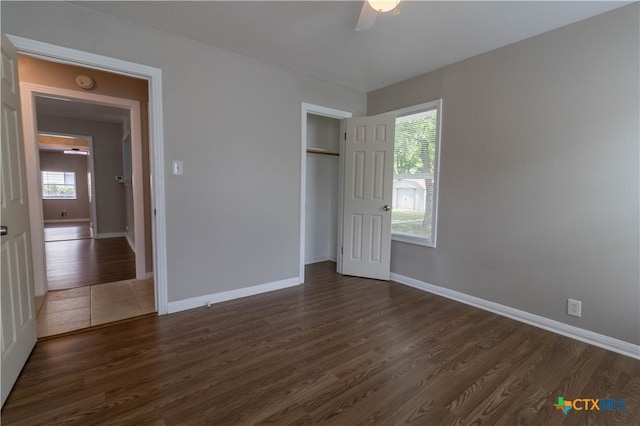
left=125, top=233, right=135, bottom=252
left=44, top=218, right=90, bottom=223
left=167, top=276, right=302, bottom=314
left=390, top=272, right=640, bottom=360
left=305, top=255, right=336, bottom=265
left=94, top=232, right=126, bottom=239
left=144, top=272, right=154, bottom=280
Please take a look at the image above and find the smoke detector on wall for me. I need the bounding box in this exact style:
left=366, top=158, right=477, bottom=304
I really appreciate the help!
left=75, top=74, right=95, bottom=90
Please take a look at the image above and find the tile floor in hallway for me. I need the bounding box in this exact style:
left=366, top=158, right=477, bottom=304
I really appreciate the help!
left=36, top=278, right=156, bottom=338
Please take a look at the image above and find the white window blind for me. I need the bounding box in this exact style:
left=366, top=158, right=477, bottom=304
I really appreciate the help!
left=42, top=171, right=77, bottom=199
left=392, top=103, right=441, bottom=246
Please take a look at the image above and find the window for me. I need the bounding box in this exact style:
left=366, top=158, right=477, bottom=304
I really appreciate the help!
left=392, top=100, right=442, bottom=247
left=42, top=171, right=77, bottom=199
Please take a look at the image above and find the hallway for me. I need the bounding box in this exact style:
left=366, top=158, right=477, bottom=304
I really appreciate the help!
left=38, top=222, right=154, bottom=338
left=44, top=222, right=136, bottom=290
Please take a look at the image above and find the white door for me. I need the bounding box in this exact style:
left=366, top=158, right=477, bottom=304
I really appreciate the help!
left=1, top=33, right=37, bottom=407
left=341, top=114, right=395, bottom=280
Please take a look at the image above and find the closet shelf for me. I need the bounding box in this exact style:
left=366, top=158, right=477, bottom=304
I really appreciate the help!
left=306, top=148, right=339, bottom=156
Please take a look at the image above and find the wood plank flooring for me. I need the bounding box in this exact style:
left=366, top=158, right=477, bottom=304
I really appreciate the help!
left=2, top=262, right=638, bottom=425
left=44, top=221, right=93, bottom=242
left=45, top=236, right=135, bottom=290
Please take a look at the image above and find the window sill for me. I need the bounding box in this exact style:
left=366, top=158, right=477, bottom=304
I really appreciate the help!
left=392, top=234, right=435, bottom=248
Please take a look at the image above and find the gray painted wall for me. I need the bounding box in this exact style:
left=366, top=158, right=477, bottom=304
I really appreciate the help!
left=37, top=116, right=127, bottom=236
left=122, top=133, right=135, bottom=246
left=125, top=184, right=135, bottom=245
left=368, top=4, right=639, bottom=345
left=2, top=1, right=366, bottom=303
left=39, top=150, right=90, bottom=221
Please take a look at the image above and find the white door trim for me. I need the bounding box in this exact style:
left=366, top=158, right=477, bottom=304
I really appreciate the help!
left=300, top=103, right=351, bottom=283
left=7, top=34, right=168, bottom=315
left=22, top=83, right=146, bottom=284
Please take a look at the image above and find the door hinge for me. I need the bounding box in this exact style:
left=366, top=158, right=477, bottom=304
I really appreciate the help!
left=344, top=132, right=347, bottom=140
left=341, top=246, right=343, bottom=254
left=154, top=208, right=157, bottom=216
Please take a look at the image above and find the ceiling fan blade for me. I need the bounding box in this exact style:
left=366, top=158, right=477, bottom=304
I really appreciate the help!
left=356, top=2, right=377, bottom=31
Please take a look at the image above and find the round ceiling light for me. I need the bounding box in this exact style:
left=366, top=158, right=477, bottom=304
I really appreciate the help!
left=367, top=0, right=401, bottom=13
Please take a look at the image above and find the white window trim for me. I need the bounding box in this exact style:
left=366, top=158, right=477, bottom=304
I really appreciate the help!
left=390, top=99, right=443, bottom=248
left=393, top=233, right=436, bottom=247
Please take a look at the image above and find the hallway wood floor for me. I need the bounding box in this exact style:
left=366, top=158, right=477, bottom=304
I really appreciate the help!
left=44, top=221, right=93, bottom=242
left=2, top=262, right=638, bottom=425
left=44, top=223, right=135, bottom=290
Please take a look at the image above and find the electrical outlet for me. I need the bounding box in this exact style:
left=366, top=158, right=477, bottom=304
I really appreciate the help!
left=567, top=299, right=582, bottom=317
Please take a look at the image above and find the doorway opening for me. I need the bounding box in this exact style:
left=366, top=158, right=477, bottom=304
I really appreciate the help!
left=8, top=34, right=168, bottom=317
left=17, top=56, right=156, bottom=337
left=305, top=114, right=341, bottom=265
left=300, top=103, right=352, bottom=283
left=302, top=105, right=397, bottom=282
left=39, top=132, right=95, bottom=240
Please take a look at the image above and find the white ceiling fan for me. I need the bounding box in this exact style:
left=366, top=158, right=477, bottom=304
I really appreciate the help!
left=356, top=0, right=402, bottom=31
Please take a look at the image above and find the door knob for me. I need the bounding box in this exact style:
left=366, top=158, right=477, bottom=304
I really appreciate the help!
left=383, top=205, right=391, bottom=211
left=1, top=226, right=7, bottom=236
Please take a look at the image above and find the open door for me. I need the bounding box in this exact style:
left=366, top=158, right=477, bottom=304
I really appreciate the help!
left=341, top=114, right=395, bottom=280
left=1, top=33, right=37, bottom=407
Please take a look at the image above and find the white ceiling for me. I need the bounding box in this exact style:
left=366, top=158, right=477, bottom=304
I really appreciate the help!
left=71, top=1, right=629, bottom=92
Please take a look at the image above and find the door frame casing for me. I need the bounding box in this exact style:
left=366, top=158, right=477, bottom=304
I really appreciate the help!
left=7, top=34, right=168, bottom=314
left=299, top=103, right=351, bottom=282
left=22, top=84, right=145, bottom=286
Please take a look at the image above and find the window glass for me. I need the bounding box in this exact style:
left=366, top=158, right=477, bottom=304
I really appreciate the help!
left=392, top=103, right=440, bottom=246
left=42, top=171, right=77, bottom=199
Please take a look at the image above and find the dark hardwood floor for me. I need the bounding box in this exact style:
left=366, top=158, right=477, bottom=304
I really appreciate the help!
left=44, top=221, right=93, bottom=242
left=2, top=262, right=638, bottom=425
left=45, top=233, right=136, bottom=290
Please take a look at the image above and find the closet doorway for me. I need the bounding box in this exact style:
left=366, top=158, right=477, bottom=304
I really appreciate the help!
left=301, top=103, right=352, bottom=281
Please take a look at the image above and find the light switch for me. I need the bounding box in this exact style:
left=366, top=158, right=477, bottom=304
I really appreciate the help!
left=172, top=160, right=183, bottom=176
